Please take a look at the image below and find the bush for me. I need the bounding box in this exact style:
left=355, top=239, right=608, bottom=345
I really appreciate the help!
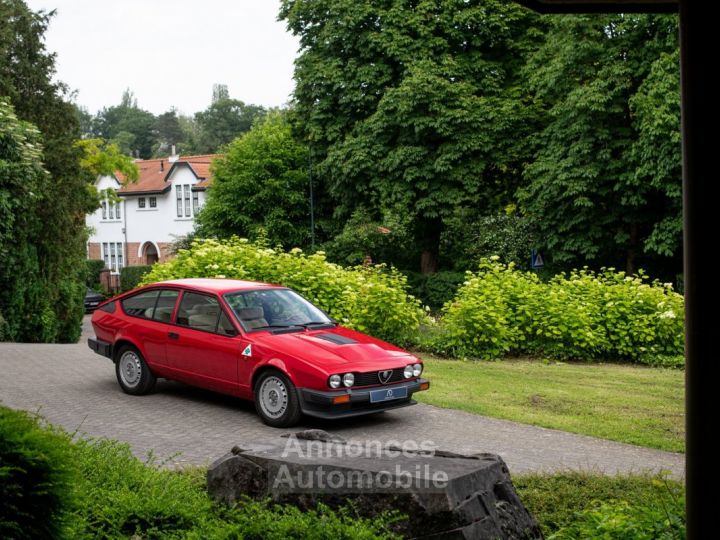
left=120, top=265, right=152, bottom=293
left=141, top=238, right=426, bottom=345
left=0, top=407, right=79, bottom=539
left=85, top=259, right=106, bottom=289
left=431, top=258, right=684, bottom=361
left=406, top=271, right=466, bottom=311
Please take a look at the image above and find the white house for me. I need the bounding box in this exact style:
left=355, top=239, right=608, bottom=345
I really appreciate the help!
left=86, top=152, right=219, bottom=273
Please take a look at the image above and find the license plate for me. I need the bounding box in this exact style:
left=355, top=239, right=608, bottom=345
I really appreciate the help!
left=370, top=386, right=408, bottom=403
left=88, top=302, right=99, bottom=306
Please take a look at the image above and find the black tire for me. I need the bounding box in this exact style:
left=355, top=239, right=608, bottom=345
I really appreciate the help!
left=254, top=370, right=302, bottom=427
left=115, top=345, right=156, bottom=395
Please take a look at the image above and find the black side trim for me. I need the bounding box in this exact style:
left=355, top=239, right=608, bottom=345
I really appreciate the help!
left=88, top=338, right=113, bottom=360
left=314, top=333, right=358, bottom=345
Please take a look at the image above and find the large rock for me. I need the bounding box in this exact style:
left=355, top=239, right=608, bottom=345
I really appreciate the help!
left=207, top=430, right=542, bottom=539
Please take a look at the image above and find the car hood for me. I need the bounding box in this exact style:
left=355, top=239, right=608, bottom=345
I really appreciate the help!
left=249, top=326, right=414, bottom=370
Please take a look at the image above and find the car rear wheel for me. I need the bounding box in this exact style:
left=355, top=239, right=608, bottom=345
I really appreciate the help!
left=254, top=370, right=302, bottom=427
left=115, top=345, right=156, bottom=395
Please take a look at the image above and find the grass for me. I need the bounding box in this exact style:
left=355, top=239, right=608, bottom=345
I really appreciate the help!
left=415, top=355, right=685, bottom=452
left=514, top=471, right=684, bottom=537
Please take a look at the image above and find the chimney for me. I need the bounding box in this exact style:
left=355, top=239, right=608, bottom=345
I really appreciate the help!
left=169, top=144, right=179, bottom=163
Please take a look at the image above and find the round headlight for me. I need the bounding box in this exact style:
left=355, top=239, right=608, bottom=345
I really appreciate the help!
left=403, top=365, right=414, bottom=379
left=329, top=374, right=342, bottom=389
left=413, top=363, right=422, bottom=377
left=343, top=373, right=355, bottom=387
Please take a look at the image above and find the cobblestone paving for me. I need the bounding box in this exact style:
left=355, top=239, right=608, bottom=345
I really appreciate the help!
left=0, top=316, right=684, bottom=478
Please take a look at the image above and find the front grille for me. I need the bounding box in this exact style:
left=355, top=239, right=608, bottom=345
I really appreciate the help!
left=354, top=369, right=406, bottom=387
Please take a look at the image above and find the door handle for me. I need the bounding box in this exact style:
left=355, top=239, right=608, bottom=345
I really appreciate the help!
left=168, top=332, right=179, bottom=340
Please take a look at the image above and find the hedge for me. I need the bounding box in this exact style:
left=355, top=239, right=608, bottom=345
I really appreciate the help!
left=0, top=407, right=79, bottom=539
left=120, top=265, right=152, bottom=293
left=85, top=259, right=106, bottom=290
left=141, top=238, right=426, bottom=345
left=430, top=258, right=684, bottom=363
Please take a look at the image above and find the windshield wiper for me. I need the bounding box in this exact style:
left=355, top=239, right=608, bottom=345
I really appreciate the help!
left=252, top=324, right=305, bottom=334
left=298, top=321, right=337, bottom=329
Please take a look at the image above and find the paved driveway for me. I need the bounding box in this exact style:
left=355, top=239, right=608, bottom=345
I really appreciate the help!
left=0, top=316, right=684, bottom=478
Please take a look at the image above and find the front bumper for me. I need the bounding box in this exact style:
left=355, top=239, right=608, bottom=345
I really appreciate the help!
left=298, top=378, right=430, bottom=419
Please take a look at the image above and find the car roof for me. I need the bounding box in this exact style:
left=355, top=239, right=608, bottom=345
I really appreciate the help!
left=152, top=278, right=284, bottom=295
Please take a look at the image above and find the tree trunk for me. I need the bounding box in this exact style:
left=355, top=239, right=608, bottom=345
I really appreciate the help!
left=417, top=217, right=442, bottom=274
left=626, top=223, right=638, bottom=275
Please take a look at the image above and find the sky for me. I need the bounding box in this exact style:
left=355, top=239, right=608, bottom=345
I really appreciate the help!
left=25, top=0, right=300, bottom=116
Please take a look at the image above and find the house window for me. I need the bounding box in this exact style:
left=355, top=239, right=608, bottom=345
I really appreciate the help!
left=114, top=202, right=121, bottom=220
left=101, top=201, right=107, bottom=219
left=149, top=196, right=157, bottom=208
left=176, top=185, right=182, bottom=217
left=102, top=242, right=124, bottom=273
left=184, top=185, right=191, bottom=217
left=138, top=197, right=146, bottom=208
left=192, top=191, right=199, bottom=214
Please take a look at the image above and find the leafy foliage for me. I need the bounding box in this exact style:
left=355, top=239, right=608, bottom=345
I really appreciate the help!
left=196, top=112, right=310, bottom=248
left=519, top=14, right=680, bottom=275
left=1, top=0, right=94, bottom=343
left=432, top=258, right=684, bottom=361
left=141, top=238, right=426, bottom=345
left=120, top=265, right=153, bottom=293
left=515, top=472, right=684, bottom=538
left=192, top=97, right=267, bottom=154
left=281, top=0, right=546, bottom=272
left=0, top=407, right=79, bottom=540
left=406, top=271, right=466, bottom=311
left=85, top=259, right=106, bottom=289
left=91, top=89, right=157, bottom=158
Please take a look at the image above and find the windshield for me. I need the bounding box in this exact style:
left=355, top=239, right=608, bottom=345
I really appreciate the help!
left=224, top=288, right=332, bottom=331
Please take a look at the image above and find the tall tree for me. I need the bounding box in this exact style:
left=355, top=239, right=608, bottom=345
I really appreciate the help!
left=153, top=107, right=185, bottom=155
left=193, top=97, right=266, bottom=153
left=280, top=0, right=545, bottom=273
left=518, top=14, right=680, bottom=274
left=196, top=112, right=310, bottom=247
left=92, top=88, right=157, bottom=158
left=1, top=0, right=96, bottom=342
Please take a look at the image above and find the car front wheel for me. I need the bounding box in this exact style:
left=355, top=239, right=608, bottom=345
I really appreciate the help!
left=115, top=345, right=156, bottom=395
left=254, top=370, right=302, bottom=427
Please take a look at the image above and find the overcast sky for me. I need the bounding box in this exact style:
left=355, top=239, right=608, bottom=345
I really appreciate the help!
left=25, top=0, right=300, bottom=115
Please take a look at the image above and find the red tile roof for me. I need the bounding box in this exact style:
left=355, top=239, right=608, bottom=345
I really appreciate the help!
left=116, top=154, right=221, bottom=195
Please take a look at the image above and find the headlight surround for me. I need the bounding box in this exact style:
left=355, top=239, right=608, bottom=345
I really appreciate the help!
left=403, top=365, right=414, bottom=378
left=413, top=363, right=423, bottom=377
left=328, top=374, right=342, bottom=389
left=342, top=372, right=355, bottom=387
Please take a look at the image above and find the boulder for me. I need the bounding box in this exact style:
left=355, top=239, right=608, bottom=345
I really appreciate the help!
left=207, top=430, right=542, bottom=539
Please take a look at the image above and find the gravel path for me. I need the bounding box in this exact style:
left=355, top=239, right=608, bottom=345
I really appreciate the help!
left=0, top=316, right=684, bottom=478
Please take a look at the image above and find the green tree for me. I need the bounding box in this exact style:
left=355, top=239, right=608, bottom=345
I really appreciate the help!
left=1, top=0, right=96, bottom=342
left=518, top=14, right=680, bottom=274
left=92, top=89, right=157, bottom=158
left=193, top=97, right=266, bottom=154
left=281, top=0, right=545, bottom=273
left=153, top=108, right=185, bottom=156
left=196, top=112, right=310, bottom=247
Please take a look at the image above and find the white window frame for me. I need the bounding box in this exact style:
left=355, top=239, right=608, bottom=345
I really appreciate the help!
left=138, top=197, right=146, bottom=208
left=102, top=242, right=124, bottom=273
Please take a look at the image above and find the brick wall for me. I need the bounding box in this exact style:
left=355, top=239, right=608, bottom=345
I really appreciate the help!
left=125, top=242, right=142, bottom=266
left=87, top=243, right=101, bottom=261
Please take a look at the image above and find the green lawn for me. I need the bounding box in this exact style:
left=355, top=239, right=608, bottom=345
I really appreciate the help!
left=415, top=355, right=685, bottom=452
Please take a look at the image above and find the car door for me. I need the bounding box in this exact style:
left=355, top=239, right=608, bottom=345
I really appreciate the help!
left=165, top=290, right=241, bottom=395
left=120, top=289, right=177, bottom=368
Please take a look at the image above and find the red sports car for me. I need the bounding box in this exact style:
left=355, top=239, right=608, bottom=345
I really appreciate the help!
left=88, top=278, right=429, bottom=427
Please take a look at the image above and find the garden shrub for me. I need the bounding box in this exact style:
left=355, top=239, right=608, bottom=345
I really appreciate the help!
left=120, top=265, right=152, bottom=293
left=0, top=407, right=79, bottom=540
left=407, top=271, right=466, bottom=311
left=69, top=437, right=401, bottom=539
left=85, top=259, right=106, bottom=289
left=141, top=238, right=426, bottom=345
left=432, top=259, right=684, bottom=361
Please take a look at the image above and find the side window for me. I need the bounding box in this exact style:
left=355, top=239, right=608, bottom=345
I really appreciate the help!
left=121, top=290, right=160, bottom=318
left=152, top=290, right=179, bottom=323
left=217, top=312, right=237, bottom=337
left=177, top=292, right=221, bottom=332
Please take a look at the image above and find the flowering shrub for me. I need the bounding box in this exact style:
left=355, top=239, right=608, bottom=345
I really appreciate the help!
left=432, top=258, right=684, bottom=362
left=141, top=238, right=426, bottom=345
